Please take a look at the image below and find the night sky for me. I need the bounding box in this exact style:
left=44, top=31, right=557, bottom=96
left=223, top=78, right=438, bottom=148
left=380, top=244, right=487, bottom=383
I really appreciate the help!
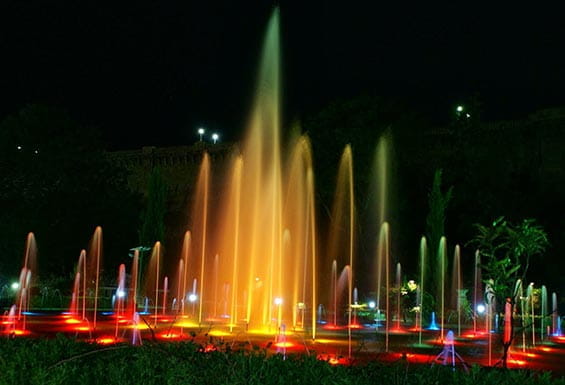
left=1, top=2, right=564, bottom=149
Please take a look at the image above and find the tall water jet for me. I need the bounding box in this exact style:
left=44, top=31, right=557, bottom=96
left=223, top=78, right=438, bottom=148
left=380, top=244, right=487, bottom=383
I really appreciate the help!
left=527, top=282, right=535, bottom=346
left=331, top=260, right=338, bottom=325
left=452, top=245, right=462, bottom=335
left=115, top=264, right=126, bottom=337
left=438, top=236, right=447, bottom=340
left=162, top=276, right=169, bottom=315
left=553, top=292, right=560, bottom=336
left=326, top=146, right=355, bottom=355
left=88, top=226, right=103, bottom=329
left=225, top=157, right=242, bottom=331
left=306, top=166, right=318, bottom=339
left=16, top=232, right=36, bottom=328
left=130, top=250, right=139, bottom=317
left=191, top=153, right=210, bottom=325
left=180, top=231, right=191, bottom=316
left=77, top=250, right=87, bottom=320
left=144, top=241, right=162, bottom=326
left=541, top=285, right=548, bottom=340
left=70, top=272, right=81, bottom=317
left=473, top=250, right=482, bottom=334
left=369, top=131, right=392, bottom=229
left=418, top=236, right=427, bottom=345
left=376, top=222, right=391, bottom=351
left=395, top=263, right=401, bottom=330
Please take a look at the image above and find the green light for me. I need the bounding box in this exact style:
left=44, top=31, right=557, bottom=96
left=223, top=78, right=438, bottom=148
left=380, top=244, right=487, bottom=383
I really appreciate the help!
left=456, top=105, right=463, bottom=112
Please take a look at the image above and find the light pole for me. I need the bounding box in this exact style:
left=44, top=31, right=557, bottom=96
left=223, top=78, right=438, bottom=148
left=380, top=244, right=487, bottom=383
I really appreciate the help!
left=198, top=128, right=205, bottom=142
left=212, top=133, right=219, bottom=144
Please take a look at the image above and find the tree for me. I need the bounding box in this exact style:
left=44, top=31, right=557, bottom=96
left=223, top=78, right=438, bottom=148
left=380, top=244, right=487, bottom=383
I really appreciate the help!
left=0, top=104, right=140, bottom=276
left=470, top=217, right=549, bottom=368
left=139, top=167, right=167, bottom=248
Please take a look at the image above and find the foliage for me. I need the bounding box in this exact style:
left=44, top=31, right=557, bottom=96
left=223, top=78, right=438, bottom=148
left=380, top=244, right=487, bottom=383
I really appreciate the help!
left=139, top=167, right=167, bottom=248
left=469, top=217, right=549, bottom=306
left=0, top=336, right=563, bottom=384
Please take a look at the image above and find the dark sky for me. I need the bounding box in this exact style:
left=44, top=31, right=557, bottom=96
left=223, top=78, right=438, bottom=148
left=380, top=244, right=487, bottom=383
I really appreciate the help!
left=1, top=1, right=564, bottom=149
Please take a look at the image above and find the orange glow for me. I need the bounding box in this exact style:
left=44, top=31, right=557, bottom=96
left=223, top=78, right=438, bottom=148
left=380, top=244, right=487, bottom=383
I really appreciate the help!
left=75, top=326, right=91, bottom=332
left=209, top=330, right=231, bottom=337
left=204, top=344, right=217, bottom=352
left=175, top=321, right=199, bottom=328
left=96, top=337, right=117, bottom=345
left=328, top=357, right=340, bottom=365
left=348, top=323, right=362, bottom=329
left=64, top=318, right=81, bottom=324
left=553, top=336, right=565, bottom=342
left=539, top=346, right=554, bottom=352
left=509, top=359, right=527, bottom=366
left=158, top=332, right=184, bottom=340
left=314, top=338, right=339, bottom=344
left=317, top=354, right=347, bottom=365
left=274, top=341, right=295, bottom=348
left=12, top=329, right=28, bottom=336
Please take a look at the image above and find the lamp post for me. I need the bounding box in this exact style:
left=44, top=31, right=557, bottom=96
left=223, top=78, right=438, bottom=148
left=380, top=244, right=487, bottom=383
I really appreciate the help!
left=212, top=133, right=219, bottom=144
left=198, top=128, right=205, bottom=142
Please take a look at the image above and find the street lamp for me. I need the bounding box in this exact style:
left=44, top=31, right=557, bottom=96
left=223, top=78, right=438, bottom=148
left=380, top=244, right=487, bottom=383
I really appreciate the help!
left=211, top=133, right=219, bottom=144
left=198, top=128, right=205, bottom=142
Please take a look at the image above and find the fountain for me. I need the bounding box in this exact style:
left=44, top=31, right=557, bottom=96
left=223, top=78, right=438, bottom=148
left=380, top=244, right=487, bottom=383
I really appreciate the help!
left=1, top=7, right=564, bottom=375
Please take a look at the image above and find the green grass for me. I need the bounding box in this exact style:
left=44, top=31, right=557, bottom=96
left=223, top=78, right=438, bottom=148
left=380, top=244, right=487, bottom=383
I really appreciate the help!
left=0, top=335, right=563, bottom=385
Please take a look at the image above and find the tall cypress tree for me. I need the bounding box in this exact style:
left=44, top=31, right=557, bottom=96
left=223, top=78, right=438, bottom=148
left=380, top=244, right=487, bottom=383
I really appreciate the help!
left=139, top=167, right=167, bottom=247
